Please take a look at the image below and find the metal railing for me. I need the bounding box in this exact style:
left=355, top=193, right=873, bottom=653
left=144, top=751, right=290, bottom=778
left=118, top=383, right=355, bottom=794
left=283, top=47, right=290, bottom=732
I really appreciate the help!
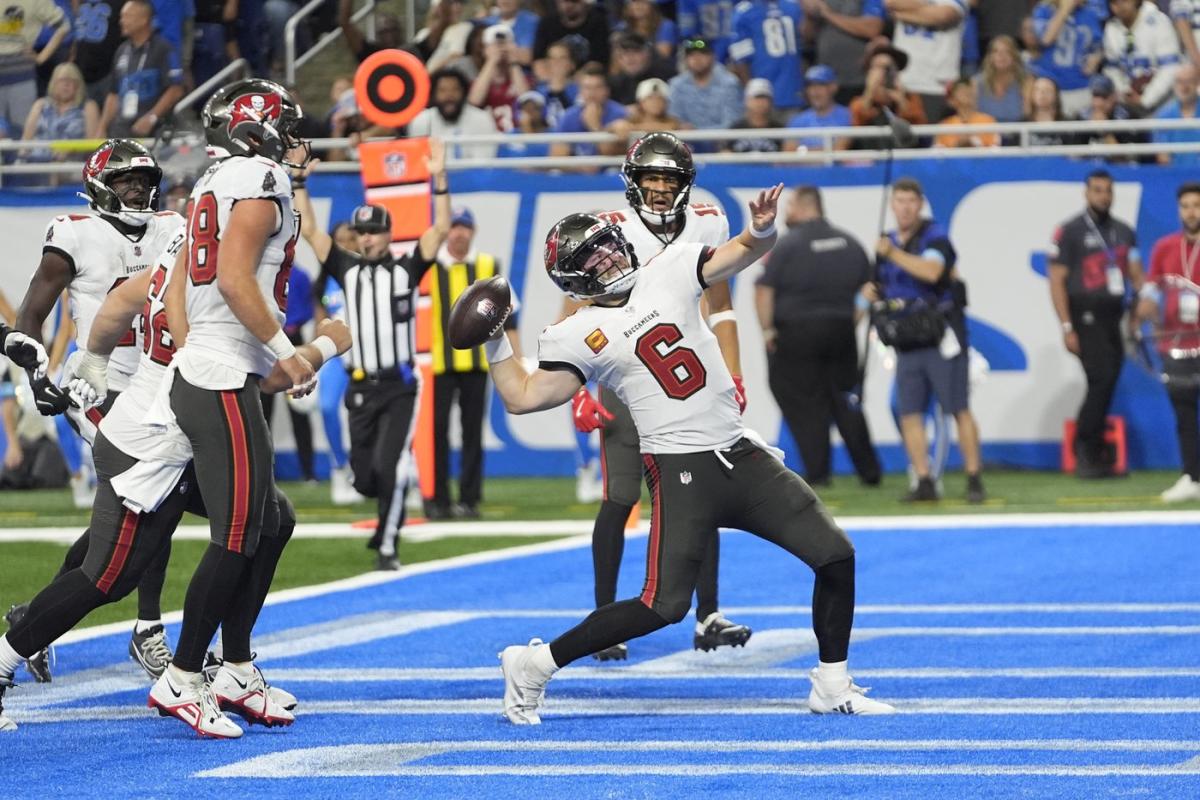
left=173, top=58, right=250, bottom=116
left=285, top=0, right=377, bottom=87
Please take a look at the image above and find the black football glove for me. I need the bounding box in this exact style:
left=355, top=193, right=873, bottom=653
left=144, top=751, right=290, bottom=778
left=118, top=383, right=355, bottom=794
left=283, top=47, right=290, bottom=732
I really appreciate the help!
left=2, top=330, right=49, bottom=376
left=29, top=374, right=72, bottom=416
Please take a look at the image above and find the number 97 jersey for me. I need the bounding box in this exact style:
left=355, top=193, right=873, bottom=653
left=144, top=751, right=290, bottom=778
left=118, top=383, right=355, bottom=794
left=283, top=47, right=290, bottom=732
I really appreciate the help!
left=178, top=154, right=298, bottom=386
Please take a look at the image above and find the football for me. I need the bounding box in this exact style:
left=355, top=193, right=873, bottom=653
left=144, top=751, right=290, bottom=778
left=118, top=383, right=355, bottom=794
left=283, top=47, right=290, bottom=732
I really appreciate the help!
left=448, top=276, right=512, bottom=349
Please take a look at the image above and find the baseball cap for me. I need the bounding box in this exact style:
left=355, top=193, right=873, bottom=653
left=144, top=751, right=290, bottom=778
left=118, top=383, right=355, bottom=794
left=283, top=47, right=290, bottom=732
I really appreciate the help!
left=635, top=77, right=670, bottom=102
left=682, top=38, right=713, bottom=54
left=482, top=23, right=512, bottom=46
left=451, top=206, right=475, bottom=229
left=805, top=65, right=837, bottom=85
left=350, top=204, right=392, bottom=234
left=745, top=78, right=774, bottom=100
left=1090, top=74, right=1116, bottom=97
left=516, top=90, right=545, bottom=107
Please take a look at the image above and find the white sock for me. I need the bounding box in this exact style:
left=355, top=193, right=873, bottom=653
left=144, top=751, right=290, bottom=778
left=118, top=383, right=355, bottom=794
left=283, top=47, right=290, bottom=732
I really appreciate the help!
left=167, top=663, right=201, bottom=685
left=529, top=642, right=561, bottom=679
left=135, top=619, right=161, bottom=635
left=0, top=635, right=23, bottom=679
left=816, top=660, right=849, bottom=686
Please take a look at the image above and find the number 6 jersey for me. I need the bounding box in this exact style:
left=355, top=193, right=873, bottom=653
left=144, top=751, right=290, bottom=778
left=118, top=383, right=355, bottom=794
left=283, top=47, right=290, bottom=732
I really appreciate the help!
left=538, top=242, right=742, bottom=454
left=175, top=153, right=298, bottom=389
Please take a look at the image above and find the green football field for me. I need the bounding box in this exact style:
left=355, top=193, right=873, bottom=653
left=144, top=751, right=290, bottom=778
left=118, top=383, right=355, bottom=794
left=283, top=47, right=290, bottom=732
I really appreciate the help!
left=0, top=470, right=1192, bottom=629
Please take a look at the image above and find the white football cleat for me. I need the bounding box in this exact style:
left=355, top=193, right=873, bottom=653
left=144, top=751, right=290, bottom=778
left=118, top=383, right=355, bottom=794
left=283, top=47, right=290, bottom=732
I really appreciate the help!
left=331, top=465, right=366, bottom=506
left=149, top=668, right=243, bottom=738
left=807, top=668, right=896, bottom=715
left=1161, top=474, right=1200, bottom=503
left=210, top=662, right=295, bottom=727
left=0, top=678, right=16, bottom=732
left=70, top=472, right=95, bottom=510
left=499, top=638, right=550, bottom=725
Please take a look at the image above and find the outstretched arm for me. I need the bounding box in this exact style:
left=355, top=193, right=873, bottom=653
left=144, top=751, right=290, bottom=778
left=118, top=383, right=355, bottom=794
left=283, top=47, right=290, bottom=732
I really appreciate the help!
left=700, top=185, right=784, bottom=285
left=87, top=266, right=155, bottom=356
left=490, top=356, right=584, bottom=414
left=417, top=139, right=452, bottom=262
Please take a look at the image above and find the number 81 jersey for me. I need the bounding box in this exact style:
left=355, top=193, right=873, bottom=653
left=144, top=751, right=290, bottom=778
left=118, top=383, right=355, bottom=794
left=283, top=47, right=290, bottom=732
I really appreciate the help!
left=177, top=154, right=297, bottom=386
left=538, top=242, right=742, bottom=454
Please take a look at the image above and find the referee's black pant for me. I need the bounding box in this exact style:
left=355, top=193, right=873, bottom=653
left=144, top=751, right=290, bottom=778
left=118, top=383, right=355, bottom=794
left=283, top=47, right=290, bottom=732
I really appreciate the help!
left=1071, top=304, right=1124, bottom=464
left=432, top=371, right=487, bottom=510
left=346, top=377, right=418, bottom=557
left=768, top=317, right=880, bottom=485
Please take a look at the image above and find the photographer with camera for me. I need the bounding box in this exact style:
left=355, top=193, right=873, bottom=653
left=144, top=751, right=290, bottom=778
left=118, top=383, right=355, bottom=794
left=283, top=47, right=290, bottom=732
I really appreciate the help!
left=850, top=38, right=927, bottom=149
left=869, top=177, right=985, bottom=503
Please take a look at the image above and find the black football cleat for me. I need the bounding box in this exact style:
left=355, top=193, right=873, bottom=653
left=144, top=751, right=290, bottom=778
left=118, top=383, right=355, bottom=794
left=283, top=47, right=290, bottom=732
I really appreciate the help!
left=5, top=604, right=52, bottom=683
left=693, top=612, right=752, bottom=652
left=591, top=643, right=628, bottom=662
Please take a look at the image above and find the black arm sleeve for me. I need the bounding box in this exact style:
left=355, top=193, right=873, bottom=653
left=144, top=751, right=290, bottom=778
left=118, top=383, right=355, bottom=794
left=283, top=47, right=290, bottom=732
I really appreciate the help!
left=402, top=248, right=438, bottom=286
left=539, top=360, right=586, bottom=385
left=321, top=245, right=356, bottom=287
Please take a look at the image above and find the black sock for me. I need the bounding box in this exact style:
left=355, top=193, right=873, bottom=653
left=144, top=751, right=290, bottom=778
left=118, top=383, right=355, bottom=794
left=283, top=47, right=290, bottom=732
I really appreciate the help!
left=591, top=501, right=632, bottom=608
left=812, top=556, right=855, bottom=663
left=6, top=570, right=108, bottom=657
left=173, top=544, right=250, bottom=673
left=54, top=530, right=92, bottom=579
left=136, top=540, right=172, bottom=621
left=549, top=599, right=668, bottom=667
left=221, top=530, right=292, bottom=664
left=694, top=533, right=719, bottom=623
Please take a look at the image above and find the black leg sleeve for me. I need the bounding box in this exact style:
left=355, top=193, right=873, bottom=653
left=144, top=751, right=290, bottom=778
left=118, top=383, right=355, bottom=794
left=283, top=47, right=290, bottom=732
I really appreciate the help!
left=591, top=500, right=632, bottom=608
left=54, top=529, right=92, bottom=579
left=221, top=491, right=296, bottom=663
left=549, top=598, right=670, bottom=667
left=693, top=531, right=719, bottom=622
left=172, top=543, right=251, bottom=673
left=5, top=570, right=108, bottom=658
left=812, top=555, right=855, bottom=663
left=135, top=539, right=172, bottom=620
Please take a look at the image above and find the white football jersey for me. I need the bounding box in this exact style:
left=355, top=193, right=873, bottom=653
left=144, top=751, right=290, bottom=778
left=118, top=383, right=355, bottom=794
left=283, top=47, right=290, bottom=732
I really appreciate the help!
left=176, top=154, right=297, bottom=389
left=101, top=229, right=192, bottom=467
left=42, top=210, right=184, bottom=392
left=599, top=202, right=730, bottom=263
left=539, top=242, right=742, bottom=454
left=894, top=0, right=966, bottom=95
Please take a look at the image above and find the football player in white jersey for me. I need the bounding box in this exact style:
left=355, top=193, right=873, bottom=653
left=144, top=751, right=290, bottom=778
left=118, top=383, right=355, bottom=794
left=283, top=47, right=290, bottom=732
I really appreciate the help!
left=484, top=185, right=896, bottom=723
left=569, top=133, right=750, bottom=660
left=0, top=233, right=352, bottom=737
left=9, top=139, right=184, bottom=683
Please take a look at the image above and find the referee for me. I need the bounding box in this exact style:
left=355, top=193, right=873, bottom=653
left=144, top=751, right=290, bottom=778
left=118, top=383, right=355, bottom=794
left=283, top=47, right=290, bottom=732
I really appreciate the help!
left=293, top=142, right=452, bottom=570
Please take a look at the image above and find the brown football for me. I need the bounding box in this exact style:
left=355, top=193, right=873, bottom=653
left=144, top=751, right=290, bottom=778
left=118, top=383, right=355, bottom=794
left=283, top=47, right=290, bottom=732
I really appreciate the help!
left=448, top=276, right=512, bottom=350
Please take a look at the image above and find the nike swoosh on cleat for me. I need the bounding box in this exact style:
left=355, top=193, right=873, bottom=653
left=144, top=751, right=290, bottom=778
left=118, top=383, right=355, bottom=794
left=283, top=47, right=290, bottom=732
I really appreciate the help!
left=230, top=675, right=249, bottom=691
left=167, top=679, right=183, bottom=699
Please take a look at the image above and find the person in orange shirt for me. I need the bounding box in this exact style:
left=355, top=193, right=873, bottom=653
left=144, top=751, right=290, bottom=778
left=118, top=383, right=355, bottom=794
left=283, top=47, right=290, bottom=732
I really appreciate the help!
left=934, top=78, right=1000, bottom=149
left=848, top=38, right=926, bottom=149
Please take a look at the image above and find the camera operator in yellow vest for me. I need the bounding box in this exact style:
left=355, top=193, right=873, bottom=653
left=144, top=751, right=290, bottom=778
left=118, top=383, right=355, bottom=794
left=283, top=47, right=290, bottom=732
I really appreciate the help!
left=427, top=206, right=521, bottom=519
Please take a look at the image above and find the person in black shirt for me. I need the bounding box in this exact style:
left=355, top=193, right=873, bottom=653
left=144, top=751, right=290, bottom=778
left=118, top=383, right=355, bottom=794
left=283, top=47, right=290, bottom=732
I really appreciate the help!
left=723, top=78, right=789, bottom=154
left=339, top=0, right=403, bottom=61
left=532, top=0, right=611, bottom=78
left=1048, top=169, right=1146, bottom=477
left=73, top=0, right=125, bottom=106
left=756, top=186, right=881, bottom=486
left=292, top=141, right=452, bottom=570
left=608, top=32, right=676, bottom=106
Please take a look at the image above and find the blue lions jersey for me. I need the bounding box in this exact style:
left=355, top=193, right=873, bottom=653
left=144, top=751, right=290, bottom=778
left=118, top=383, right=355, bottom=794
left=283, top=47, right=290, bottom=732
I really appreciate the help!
left=678, top=0, right=736, bottom=62
left=730, top=0, right=805, bottom=109
left=1030, top=2, right=1105, bottom=92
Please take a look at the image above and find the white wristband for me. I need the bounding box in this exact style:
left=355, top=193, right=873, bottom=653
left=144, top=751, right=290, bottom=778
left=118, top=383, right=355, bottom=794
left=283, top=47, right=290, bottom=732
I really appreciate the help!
left=266, top=328, right=296, bottom=360
left=312, top=335, right=338, bottom=362
left=484, top=333, right=514, bottom=364
left=707, top=310, right=738, bottom=329
left=749, top=223, right=776, bottom=239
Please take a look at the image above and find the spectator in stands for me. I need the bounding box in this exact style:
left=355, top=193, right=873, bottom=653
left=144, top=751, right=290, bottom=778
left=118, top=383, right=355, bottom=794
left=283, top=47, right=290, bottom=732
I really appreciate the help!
left=484, top=0, right=539, bottom=65
left=1173, top=0, right=1200, bottom=70
left=1154, top=63, right=1200, bottom=164
left=1048, top=169, right=1144, bottom=479
left=974, top=34, right=1029, bottom=122
left=677, top=0, right=736, bottom=62
left=850, top=38, right=927, bottom=145
left=150, top=0, right=190, bottom=76
left=1027, top=0, right=1106, bottom=120
left=32, top=0, right=71, bottom=96
left=164, top=182, right=190, bottom=214
left=469, top=24, right=530, bottom=131
left=1103, top=0, right=1181, bottom=113
left=340, top=0, right=404, bottom=61
left=0, top=0, right=69, bottom=137
left=730, top=0, right=807, bottom=112
left=193, top=0, right=238, bottom=87
left=19, top=63, right=99, bottom=163
left=1025, top=75, right=1073, bottom=145
left=608, top=32, right=675, bottom=106
left=1, top=368, right=68, bottom=491
left=535, top=39, right=579, bottom=128
left=533, top=0, right=611, bottom=80
left=800, top=0, right=886, bottom=105
left=723, top=78, right=789, bottom=152
left=98, top=0, right=182, bottom=138
left=549, top=63, right=627, bottom=158
left=72, top=0, right=123, bottom=106
left=960, top=0, right=981, bottom=76
left=498, top=90, right=552, bottom=157
left=667, top=36, right=743, bottom=132
left=1077, top=73, right=1149, bottom=157
left=786, top=64, right=852, bottom=151
left=609, top=77, right=687, bottom=139
left=265, top=0, right=309, bottom=78
left=934, top=78, right=1000, bottom=147
left=976, top=0, right=1033, bottom=52
left=889, top=0, right=967, bottom=122
left=409, top=68, right=499, bottom=160
left=431, top=14, right=485, bottom=76
left=615, top=0, right=678, bottom=60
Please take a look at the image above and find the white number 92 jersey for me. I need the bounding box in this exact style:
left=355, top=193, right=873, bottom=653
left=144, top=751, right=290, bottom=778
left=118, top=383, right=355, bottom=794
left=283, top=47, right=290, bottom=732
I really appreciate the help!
left=176, top=154, right=297, bottom=388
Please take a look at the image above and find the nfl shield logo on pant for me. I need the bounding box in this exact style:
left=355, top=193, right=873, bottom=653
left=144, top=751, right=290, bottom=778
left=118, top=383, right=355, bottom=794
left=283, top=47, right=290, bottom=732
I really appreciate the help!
left=679, top=471, right=692, bottom=485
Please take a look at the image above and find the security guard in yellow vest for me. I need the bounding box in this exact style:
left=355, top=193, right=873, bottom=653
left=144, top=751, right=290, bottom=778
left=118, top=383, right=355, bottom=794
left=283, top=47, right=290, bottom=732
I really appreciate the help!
left=427, top=206, right=520, bottom=519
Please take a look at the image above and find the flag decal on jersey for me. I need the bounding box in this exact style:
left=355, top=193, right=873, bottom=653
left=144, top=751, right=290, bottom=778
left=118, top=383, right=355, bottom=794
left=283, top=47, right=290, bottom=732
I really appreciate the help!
left=585, top=329, right=608, bottom=353
left=45, top=226, right=53, bottom=242
left=679, top=471, right=692, bottom=485
left=263, top=170, right=276, bottom=192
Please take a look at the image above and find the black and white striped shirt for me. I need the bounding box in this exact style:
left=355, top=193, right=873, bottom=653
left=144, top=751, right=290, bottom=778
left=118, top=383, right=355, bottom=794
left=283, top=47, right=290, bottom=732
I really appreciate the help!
left=318, top=245, right=435, bottom=378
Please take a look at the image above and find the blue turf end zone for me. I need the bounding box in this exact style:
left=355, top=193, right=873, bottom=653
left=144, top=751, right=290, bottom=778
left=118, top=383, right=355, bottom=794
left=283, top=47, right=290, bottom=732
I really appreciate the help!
left=2, top=517, right=1199, bottom=800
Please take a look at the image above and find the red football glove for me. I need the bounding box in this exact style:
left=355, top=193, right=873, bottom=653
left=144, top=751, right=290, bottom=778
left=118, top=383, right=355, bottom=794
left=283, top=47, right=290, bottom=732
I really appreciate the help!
left=572, top=386, right=614, bottom=433
left=732, top=374, right=747, bottom=415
